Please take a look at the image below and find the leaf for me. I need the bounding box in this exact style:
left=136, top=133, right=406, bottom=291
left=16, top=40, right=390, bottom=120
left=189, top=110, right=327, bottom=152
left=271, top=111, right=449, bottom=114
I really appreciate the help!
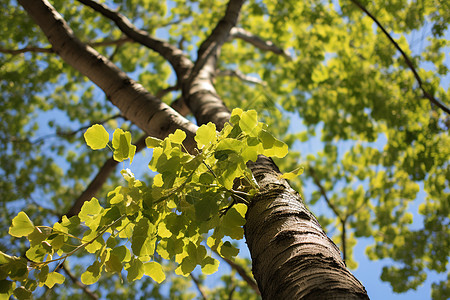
left=126, top=257, right=144, bottom=281
left=280, top=166, right=304, bottom=180
left=144, top=261, right=165, bottom=283
left=8, top=212, right=35, bottom=238
left=13, top=287, right=31, bottom=300
left=201, top=256, right=219, bottom=275
left=81, top=261, right=103, bottom=285
left=0, top=280, right=14, bottom=299
left=195, top=122, right=217, bottom=149
left=219, top=241, right=239, bottom=259
left=112, top=129, right=136, bottom=162
left=84, top=124, right=109, bottom=150
left=168, top=129, right=186, bottom=144
left=239, top=110, right=259, bottom=135
left=43, top=272, right=65, bottom=288
left=222, top=204, right=247, bottom=239
left=79, top=197, right=104, bottom=230
left=146, top=136, right=162, bottom=148
left=258, top=129, right=288, bottom=158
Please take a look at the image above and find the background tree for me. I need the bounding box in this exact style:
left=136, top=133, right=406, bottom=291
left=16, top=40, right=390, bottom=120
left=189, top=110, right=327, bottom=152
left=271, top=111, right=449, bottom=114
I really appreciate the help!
left=0, top=0, right=448, bottom=299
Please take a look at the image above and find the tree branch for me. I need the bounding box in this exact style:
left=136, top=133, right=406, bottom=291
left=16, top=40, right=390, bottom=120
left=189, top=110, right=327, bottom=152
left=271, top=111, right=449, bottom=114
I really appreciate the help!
left=77, top=0, right=193, bottom=80
left=308, top=165, right=343, bottom=222
left=190, top=273, right=207, bottom=300
left=62, top=263, right=98, bottom=300
left=217, top=69, right=266, bottom=86
left=0, top=37, right=133, bottom=55
left=19, top=0, right=198, bottom=153
left=0, top=45, right=53, bottom=55
left=350, top=0, right=450, bottom=115
left=219, top=255, right=261, bottom=295
left=229, top=27, right=292, bottom=60
left=190, top=0, right=245, bottom=80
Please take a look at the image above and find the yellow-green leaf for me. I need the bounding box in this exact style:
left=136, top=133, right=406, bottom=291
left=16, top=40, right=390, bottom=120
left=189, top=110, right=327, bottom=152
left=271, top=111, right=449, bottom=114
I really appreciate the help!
left=8, top=212, right=35, bottom=238
left=43, top=272, right=65, bottom=288
left=84, top=124, right=109, bottom=150
left=144, top=261, right=165, bottom=283
left=280, top=166, right=304, bottom=180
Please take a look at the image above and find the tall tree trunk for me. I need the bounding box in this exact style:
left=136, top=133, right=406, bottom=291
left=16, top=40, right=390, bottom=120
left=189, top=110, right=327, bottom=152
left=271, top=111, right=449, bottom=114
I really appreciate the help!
left=19, top=0, right=369, bottom=298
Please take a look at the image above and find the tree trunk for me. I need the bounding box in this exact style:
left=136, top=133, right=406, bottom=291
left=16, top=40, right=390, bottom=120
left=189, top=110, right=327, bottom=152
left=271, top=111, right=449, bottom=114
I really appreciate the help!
left=246, top=157, right=369, bottom=299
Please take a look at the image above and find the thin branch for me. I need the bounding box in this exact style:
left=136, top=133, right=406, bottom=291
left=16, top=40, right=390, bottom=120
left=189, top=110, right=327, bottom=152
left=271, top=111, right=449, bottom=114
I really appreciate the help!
left=0, top=45, right=53, bottom=55
left=217, top=69, right=266, bottom=86
left=229, top=27, right=292, bottom=60
left=308, top=165, right=343, bottom=222
left=341, top=220, right=347, bottom=264
left=309, top=165, right=349, bottom=262
left=61, top=263, right=98, bottom=300
left=0, top=37, right=133, bottom=56
left=215, top=252, right=260, bottom=295
left=77, top=0, right=193, bottom=79
left=350, top=0, right=450, bottom=115
left=190, top=0, right=245, bottom=79
left=190, top=273, right=207, bottom=300
left=155, top=85, right=180, bottom=99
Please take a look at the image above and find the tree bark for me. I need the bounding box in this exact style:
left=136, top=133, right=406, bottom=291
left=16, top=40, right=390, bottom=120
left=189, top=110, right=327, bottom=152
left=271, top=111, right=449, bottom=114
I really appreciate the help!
left=246, top=157, right=369, bottom=299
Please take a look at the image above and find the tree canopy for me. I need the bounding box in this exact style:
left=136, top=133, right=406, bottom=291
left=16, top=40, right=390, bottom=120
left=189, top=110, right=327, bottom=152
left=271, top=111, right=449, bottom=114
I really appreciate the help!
left=0, top=0, right=449, bottom=299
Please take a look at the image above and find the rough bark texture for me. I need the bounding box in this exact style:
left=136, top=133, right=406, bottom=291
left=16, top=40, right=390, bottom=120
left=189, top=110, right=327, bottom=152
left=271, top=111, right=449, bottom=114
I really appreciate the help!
left=246, top=157, right=369, bottom=299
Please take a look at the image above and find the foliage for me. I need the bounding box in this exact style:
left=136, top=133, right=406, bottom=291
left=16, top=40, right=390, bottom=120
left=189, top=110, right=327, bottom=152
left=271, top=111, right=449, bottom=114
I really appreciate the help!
left=1, top=109, right=296, bottom=299
left=0, top=0, right=449, bottom=298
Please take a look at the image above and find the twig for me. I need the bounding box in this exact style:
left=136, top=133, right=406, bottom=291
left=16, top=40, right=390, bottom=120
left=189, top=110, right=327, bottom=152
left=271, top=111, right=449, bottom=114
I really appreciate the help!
left=190, top=273, right=207, bottom=300
left=217, top=69, right=266, bottom=86
left=215, top=253, right=260, bottom=295
left=308, top=165, right=343, bottom=222
left=0, top=37, right=133, bottom=55
left=350, top=0, right=450, bottom=115
left=62, top=263, right=98, bottom=300
left=229, top=27, right=292, bottom=60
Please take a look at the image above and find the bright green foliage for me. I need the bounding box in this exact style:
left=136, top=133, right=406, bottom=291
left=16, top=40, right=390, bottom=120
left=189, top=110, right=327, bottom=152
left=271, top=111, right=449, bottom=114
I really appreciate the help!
left=2, top=111, right=288, bottom=296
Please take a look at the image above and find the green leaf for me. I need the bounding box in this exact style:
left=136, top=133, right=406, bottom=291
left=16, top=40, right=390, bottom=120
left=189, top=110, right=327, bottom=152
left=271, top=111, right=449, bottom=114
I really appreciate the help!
left=195, top=122, right=217, bottom=149
left=222, top=204, right=247, bottom=239
left=258, top=129, right=288, bottom=158
left=131, top=217, right=156, bottom=257
left=0, top=280, right=14, bottom=299
left=112, top=129, right=136, bottom=162
left=81, top=261, right=103, bottom=285
left=43, top=272, right=65, bottom=288
left=280, top=166, right=304, bottom=180
left=126, top=257, right=144, bottom=281
left=8, top=212, right=35, bottom=238
left=219, top=241, right=239, bottom=259
left=239, top=110, right=259, bottom=135
left=201, top=256, right=219, bottom=275
left=13, top=287, right=31, bottom=300
left=143, top=261, right=165, bottom=283
left=79, top=197, right=104, bottom=230
left=146, top=136, right=162, bottom=148
left=168, top=129, right=186, bottom=144
left=84, top=124, right=109, bottom=150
